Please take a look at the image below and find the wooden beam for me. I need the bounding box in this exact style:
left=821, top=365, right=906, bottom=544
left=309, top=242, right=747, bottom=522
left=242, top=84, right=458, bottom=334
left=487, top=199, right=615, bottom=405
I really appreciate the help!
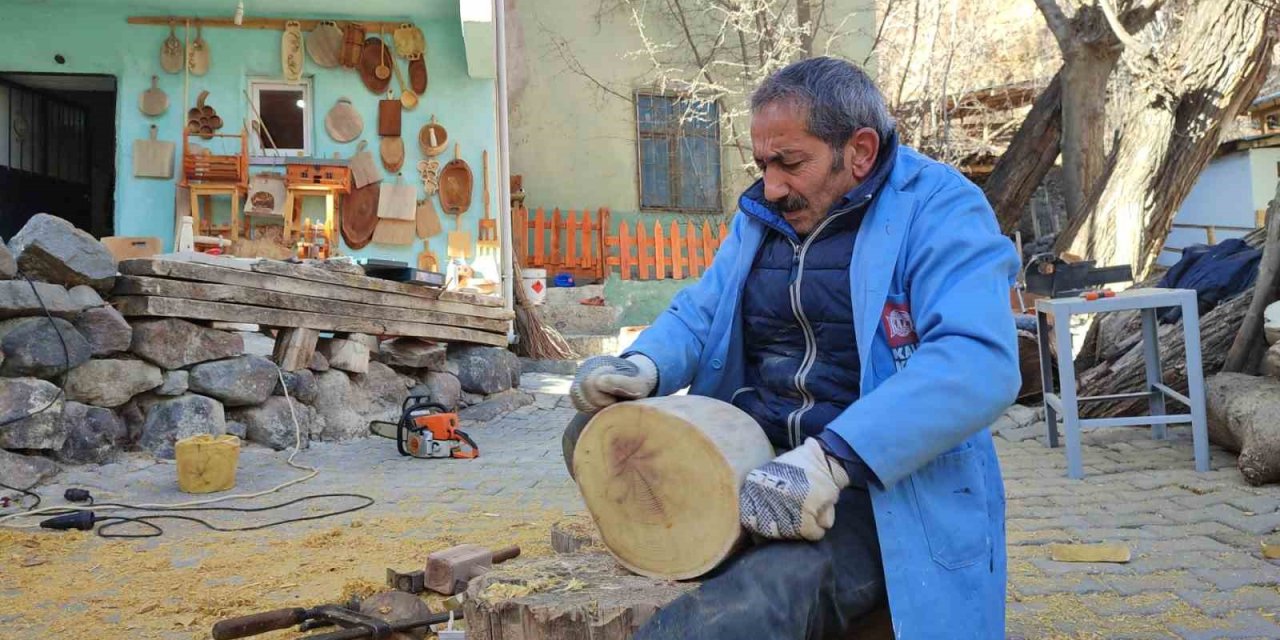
left=273, top=328, right=319, bottom=372
left=126, top=16, right=412, bottom=33
left=113, top=276, right=507, bottom=333
left=118, top=259, right=512, bottom=321
left=115, top=296, right=509, bottom=347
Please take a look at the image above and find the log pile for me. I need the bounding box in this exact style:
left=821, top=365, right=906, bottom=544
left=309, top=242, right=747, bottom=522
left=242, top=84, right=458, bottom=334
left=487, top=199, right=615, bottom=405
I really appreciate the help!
left=112, top=254, right=513, bottom=347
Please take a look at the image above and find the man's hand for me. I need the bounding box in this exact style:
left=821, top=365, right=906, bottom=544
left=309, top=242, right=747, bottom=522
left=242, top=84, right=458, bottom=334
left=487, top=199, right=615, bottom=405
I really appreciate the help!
left=569, top=354, right=658, bottom=414
left=739, top=438, right=850, bottom=541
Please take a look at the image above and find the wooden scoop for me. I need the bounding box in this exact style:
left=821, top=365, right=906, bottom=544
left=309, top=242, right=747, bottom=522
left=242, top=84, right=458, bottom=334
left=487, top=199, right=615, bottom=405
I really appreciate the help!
left=391, top=53, right=417, bottom=109
left=375, top=36, right=391, bottom=81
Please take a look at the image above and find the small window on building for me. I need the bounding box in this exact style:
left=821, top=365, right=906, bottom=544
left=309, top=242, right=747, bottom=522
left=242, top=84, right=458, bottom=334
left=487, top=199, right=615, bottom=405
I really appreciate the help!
left=248, top=78, right=313, bottom=157
left=636, top=92, right=721, bottom=212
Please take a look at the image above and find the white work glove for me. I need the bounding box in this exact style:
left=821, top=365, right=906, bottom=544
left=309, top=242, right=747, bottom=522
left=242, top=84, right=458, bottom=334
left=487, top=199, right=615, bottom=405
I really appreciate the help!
left=569, top=354, right=658, bottom=414
left=739, top=438, right=850, bottom=541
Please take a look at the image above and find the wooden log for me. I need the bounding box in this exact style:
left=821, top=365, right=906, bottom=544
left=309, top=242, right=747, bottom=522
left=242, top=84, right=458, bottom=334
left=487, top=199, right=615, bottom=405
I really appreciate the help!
left=114, top=275, right=508, bottom=333
left=572, top=396, right=775, bottom=580
left=550, top=519, right=601, bottom=554
left=462, top=553, right=698, bottom=640
left=1224, top=186, right=1280, bottom=374
left=118, top=258, right=513, bottom=321
left=272, top=327, right=319, bottom=372
left=114, top=296, right=508, bottom=347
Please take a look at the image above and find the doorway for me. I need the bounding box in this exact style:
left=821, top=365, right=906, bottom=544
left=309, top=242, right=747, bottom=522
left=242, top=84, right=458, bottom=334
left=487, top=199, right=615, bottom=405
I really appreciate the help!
left=0, top=73, right=116, bottom=239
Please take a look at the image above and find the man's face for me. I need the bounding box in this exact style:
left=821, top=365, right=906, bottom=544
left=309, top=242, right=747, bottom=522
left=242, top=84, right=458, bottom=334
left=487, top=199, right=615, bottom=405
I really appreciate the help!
left=750, top=101, right=879, bottom=236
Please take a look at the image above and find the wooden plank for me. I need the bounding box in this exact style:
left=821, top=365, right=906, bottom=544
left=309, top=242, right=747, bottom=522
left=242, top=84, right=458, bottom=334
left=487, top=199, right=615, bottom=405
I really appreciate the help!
left=251, top=259, right=503, bottom=308
left=115, top=296, right=508, bottom=347
left=118, top=259, right=513, bottom=321
left=513, top=206, right=527, bottom=264
left=701, top=222, right=714, bottom=276
left=654, top=221, right=666, bottom=281
left=686, top=221, right=699, bottom=277
left=669, top=220, right=683, bottom=280
left=637, top=223, right=651, bottom=281
left=114, top=275, right=508, bottom=333
left=566, top=209, right=579, bottom=269
left=273, top=327, right=319, bottom=371
left=533, top=208, right=546, bottom=267
left=618, top=222, right=632, bottom=280
left=594, top=208, right=607, bottom=280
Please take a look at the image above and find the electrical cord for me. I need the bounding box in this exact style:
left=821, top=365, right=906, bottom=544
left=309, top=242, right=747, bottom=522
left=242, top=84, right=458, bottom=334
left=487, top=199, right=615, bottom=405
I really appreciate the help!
left=0, top=274, right=69, bottom=429
left=0, top=481, right=42, bottom=511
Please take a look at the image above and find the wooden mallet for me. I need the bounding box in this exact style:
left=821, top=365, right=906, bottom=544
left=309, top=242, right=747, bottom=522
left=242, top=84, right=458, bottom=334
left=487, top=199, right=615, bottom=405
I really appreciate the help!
left=426, top=544, right=521, bottom=595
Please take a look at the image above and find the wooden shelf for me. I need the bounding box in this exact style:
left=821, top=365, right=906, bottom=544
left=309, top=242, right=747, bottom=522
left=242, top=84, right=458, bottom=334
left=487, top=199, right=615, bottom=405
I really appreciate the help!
left=127, top=16, right=413, bottom=32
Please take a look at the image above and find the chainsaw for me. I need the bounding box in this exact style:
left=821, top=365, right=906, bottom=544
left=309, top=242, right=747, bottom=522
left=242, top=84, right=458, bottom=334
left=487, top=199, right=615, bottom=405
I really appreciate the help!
left=369, top=397, right=478, bottom=459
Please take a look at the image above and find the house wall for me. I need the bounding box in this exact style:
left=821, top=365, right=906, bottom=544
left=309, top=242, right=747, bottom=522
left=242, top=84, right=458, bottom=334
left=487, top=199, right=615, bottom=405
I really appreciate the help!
left=1159, top=151, right=1259, bottom=266
left=0, top=2, right=498, bottom=266
left=1250, top=147, right=1280, bottom=210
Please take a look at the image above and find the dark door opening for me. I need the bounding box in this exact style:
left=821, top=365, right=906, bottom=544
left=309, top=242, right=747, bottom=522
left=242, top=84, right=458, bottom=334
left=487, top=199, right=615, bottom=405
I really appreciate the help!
left=0, top=73, right=116, bottom=240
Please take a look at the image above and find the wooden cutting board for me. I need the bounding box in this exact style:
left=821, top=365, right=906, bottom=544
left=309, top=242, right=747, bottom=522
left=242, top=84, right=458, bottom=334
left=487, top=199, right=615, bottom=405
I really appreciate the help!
left=282, top=21, right=304, bottom=82
left=378, top=99, right=402, bottom=137
left=380, top=137, right=405, bottom=173
left=416, top=198, right=442, bottom=238
left=372, top=219, right=415, bottom=245
left=133, top=125, right=174, bottom=179
left=341, top=182, right=380, bottom=250
left=438, top=144, right=473, bottom=215
left=408, top=57, right=428, bottom=95
left=306, top=20, right=343, bottom=68
left=188, top=24, right=210, bottom=76
left=358, top=37, right=391, bottom=94
left=393, top=23, right=425, bottom=58
left=160, top=23, right=184, bottom=74
left=447, top=230, right=472, bottom=260
left=139, top=76, right=168, bottom=117
left=376, top=181, right=417, bottom=220
left=350, top=140, right=381, bottom=188
left=324, top=98, right=363, bottom=142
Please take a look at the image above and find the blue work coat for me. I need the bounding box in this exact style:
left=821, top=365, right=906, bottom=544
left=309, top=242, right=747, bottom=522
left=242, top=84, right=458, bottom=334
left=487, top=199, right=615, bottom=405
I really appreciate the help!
left=625, top=146, right=1021, bottom=638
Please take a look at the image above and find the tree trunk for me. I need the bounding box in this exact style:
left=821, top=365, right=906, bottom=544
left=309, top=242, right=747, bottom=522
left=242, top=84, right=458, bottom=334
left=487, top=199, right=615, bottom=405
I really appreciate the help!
left=988, top=70, right=1063, bottom=233
left=571, top=396, right=775, bottom=580
left=1059, top=45, right=1119, bottom=221
left=1058, top=4, right=1277, bottom=278
left=1223, top=184, right=1280, bottom=374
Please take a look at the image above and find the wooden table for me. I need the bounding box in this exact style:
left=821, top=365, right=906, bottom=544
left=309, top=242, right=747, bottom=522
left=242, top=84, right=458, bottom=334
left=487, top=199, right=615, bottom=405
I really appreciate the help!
left=283, top=183, right=345, bottom=250
left=188, top=183, right=246, bottom=241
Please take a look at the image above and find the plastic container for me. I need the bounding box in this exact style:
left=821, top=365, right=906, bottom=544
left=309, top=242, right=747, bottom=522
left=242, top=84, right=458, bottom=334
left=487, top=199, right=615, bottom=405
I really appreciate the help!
left=522, top=268, right=547, bottom=306
left=554, top=272, right=575, bottom=288
left=175, top=434, right=241, bottom=494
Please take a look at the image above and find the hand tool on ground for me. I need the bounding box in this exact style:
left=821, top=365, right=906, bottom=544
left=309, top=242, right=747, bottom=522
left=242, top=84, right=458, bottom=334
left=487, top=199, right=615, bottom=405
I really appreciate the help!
left=212, top=592, right=455, bottom=640
left=369, top=396, right=477, bottom=459
left=426, top=544, right=521, bottom=595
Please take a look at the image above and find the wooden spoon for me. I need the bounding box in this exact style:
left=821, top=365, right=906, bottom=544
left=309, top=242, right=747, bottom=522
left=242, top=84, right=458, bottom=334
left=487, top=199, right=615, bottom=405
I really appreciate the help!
left=391, top=54, right=418, bottom=110
left=375, top=35, right=391, bottom=81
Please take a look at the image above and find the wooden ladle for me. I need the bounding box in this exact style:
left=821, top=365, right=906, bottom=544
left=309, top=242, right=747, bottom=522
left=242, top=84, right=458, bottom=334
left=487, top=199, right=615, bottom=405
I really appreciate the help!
left=375, top=34, right=391, bottom=81
left=391, top=54, right=418, bottom=109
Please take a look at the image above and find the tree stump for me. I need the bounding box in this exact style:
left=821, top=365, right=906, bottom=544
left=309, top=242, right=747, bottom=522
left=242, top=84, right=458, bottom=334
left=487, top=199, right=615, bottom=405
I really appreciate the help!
left=550, top=519, right=601, bottom=554
left=572, top=396, right=775, bottom=580
left=462, top=553, right=698, bottom=640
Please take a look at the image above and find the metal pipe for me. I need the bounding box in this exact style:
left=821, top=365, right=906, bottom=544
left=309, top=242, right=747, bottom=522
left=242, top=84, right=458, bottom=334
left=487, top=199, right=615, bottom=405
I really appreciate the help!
left=494, top=0, right=516, bottom=340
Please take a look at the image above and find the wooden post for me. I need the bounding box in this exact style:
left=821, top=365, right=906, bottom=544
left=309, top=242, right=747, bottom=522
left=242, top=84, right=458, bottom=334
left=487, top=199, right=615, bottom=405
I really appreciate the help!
left=669, top=220, right=683, bottom=280
left=702, top=221, right=714, bottom=275
left=566, top=209, right=579, bottom=270
left=272, top=327, right=319, bottom=372
left=638, top=223, right=652, bottom=280
left=533, top=208, right=546, bottom=268
left=619, top=221, right=633, bottom=281
left=686, top=221, right=699, bottom=278
left=551, top=208, right=563, bottom=273
left=654, top=221, right=666, bottom=281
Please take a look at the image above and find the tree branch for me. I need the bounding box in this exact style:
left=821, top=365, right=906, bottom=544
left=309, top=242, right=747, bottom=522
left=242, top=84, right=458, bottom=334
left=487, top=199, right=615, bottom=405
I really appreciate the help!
left=1099, top=0, right=1152, bottom=55
left=863, top=0, right=900, bottom=67
left=545, top=32, right=632, bottom=102
left=1033, top=0, right=1075, bottom=49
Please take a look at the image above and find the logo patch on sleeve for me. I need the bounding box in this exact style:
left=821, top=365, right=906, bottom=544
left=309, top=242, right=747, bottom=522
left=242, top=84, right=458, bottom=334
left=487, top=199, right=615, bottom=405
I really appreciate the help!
left=881, top=301, right=919, bottom=371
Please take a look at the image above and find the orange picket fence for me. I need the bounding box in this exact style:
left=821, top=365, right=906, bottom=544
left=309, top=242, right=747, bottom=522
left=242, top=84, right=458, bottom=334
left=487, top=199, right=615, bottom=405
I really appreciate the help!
left=513, top=206, right=730, bottom=281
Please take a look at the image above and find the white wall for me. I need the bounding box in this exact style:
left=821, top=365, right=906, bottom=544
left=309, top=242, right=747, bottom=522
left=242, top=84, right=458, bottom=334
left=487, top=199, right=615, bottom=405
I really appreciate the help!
left=1250, top=147, right=1280, bottom=211
left=1158, top=151, right=1256, bottom=266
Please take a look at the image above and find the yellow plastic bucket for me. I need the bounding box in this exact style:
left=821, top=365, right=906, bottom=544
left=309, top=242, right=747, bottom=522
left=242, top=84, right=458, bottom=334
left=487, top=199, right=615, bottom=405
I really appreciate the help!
left=175, top=434, right=241, bottom=494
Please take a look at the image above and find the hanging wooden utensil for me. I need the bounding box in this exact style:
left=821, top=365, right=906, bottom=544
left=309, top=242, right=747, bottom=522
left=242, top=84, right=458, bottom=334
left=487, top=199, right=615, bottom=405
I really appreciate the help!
left=160, top=21, right=184, bottom=74
left=133, top=125, right=175, bottom=179
left=418, top=241, right=438, bottom=272
left=375, top=35, right=391, bottom=81
left=376, top=177, right=417, bottom=220
left=447, top=227, right=472, bottom=260
left=282, top=21, right=304, bottom=82
left=186, top=91, right=223, bottom=139
left=378, top=95, right=402, bottom=137
left=342, top=183, right=381, bottom=250
left=438, top=143, right=473, bottom=215
left=340, top=23, right=366, bottom=68
left=407, top=57, right=428, bottom=96
left=417, top=159, right=440, bottom=196
left=418, top=116, right=448, bottom=157
left=139, top=76, right=168, bottom=117
left=416, top=198, right=442, bottom=238
left=188, top=23, right=210, bottom=76
left=393, top=23, right=425, bottom=58
left=307, top=20, right=343, bottom=68
left=358, top=36, right=391, bottom=94
left=380, top=137, right=405, bottom=173
left=349, top=140, right=381, bottom=188
left=391, top=55, right=417, bottom=110
left=477, top=150, right=499, bottom=255
left=373, top=219, right=416, bottom=245
left=324, top=97, right=363, bottom=143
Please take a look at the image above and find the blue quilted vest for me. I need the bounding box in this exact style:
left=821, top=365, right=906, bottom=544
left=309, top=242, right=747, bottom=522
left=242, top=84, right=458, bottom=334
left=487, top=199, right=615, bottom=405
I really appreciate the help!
left=732, top=136, right=898, bottom=449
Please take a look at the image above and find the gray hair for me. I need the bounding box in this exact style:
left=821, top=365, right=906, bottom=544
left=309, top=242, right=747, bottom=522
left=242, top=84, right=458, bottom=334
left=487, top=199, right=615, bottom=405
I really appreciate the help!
left=751, top=57, right=896, bottom=154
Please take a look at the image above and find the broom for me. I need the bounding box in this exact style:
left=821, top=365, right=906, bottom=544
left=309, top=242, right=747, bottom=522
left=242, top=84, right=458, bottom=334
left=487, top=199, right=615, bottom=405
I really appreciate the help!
left=513, top=262, right=579, bottom=360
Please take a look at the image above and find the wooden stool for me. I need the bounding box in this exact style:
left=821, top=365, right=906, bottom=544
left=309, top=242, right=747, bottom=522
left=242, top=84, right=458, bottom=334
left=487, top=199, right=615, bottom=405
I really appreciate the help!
left=188, top=183, right=246, bottom=242
left=283, top=184, right=342, bottom=250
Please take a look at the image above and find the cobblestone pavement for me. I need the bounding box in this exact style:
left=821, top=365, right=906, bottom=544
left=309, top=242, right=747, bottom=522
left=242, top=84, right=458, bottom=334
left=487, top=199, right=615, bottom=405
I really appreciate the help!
left=7, top=374, right=1280, bottom=638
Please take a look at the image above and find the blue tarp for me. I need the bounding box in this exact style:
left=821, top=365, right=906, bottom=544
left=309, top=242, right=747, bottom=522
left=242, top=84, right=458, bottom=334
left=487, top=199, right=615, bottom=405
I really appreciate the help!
left=1156, top=238, right=1260, bottom=323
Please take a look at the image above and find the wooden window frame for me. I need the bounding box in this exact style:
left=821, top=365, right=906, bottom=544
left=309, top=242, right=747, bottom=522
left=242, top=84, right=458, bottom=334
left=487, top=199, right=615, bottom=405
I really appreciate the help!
left=634, top=89, right=722, bottom=214
left=247, top=77, right=313, bottom=159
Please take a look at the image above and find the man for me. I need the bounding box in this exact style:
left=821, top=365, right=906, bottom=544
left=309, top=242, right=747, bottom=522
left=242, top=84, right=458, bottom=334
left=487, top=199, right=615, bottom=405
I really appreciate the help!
left=567, top=56, right=1020, bottom=639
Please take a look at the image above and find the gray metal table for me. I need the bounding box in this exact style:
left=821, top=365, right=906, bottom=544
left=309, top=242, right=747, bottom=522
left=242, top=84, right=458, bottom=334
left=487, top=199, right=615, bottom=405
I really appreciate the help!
left=1035, top=287, right=1210, bottom=479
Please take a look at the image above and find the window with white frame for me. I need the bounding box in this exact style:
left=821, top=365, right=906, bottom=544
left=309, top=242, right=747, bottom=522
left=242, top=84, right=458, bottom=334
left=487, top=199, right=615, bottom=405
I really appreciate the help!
left=248, top=78, right=313, bottom=157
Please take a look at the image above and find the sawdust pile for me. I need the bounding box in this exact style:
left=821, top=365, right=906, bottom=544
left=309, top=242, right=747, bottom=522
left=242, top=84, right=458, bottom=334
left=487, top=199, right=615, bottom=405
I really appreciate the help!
left=1, top=497, right=570, bottom=639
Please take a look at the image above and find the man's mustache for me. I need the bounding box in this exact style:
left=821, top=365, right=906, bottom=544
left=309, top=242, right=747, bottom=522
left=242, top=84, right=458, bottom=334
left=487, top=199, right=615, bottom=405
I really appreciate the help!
left=768, top=193, right=808, bottom=214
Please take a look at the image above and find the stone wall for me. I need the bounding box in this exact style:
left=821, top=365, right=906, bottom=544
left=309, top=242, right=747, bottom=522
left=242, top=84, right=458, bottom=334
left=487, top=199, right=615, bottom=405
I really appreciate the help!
left=0, top=214, right=530, bottom=489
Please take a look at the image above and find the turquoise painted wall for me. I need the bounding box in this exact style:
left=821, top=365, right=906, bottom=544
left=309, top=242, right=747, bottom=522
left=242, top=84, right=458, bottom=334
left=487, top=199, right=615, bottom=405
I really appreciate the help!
left=0, top=3, right=497, bottom=265
left=604, top=275, right=690, bottom=327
